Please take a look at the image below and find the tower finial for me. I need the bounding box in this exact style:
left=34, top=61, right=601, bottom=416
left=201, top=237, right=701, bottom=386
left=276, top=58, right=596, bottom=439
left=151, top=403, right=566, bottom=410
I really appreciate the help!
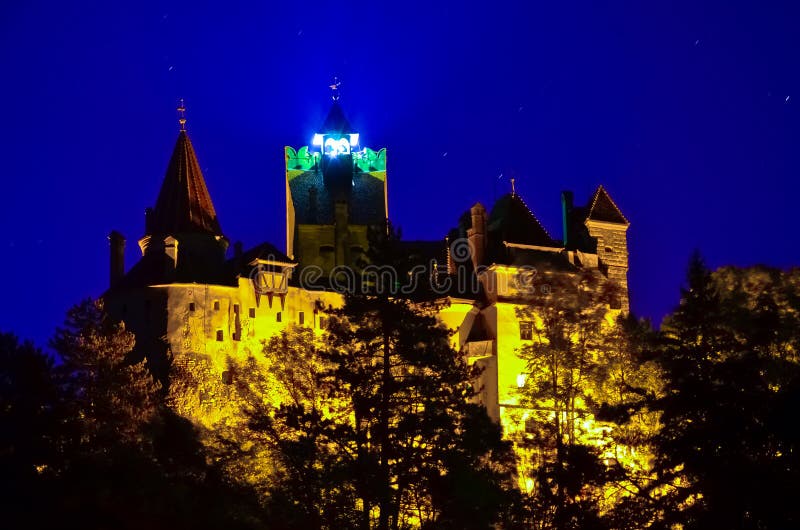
left=329, top=77, right=341, bottom=102
left=510, top=178, right=516, bottom=196
left=177, top=98, right=187, bottom=131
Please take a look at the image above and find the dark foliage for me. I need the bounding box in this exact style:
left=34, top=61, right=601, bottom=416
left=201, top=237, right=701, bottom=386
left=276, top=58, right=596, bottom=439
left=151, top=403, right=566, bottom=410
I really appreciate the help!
left=652, top=254, right=800, bottom=529
left=235, top=223, right=521, bottom=530
left=0, top=299, right=264, bottom=530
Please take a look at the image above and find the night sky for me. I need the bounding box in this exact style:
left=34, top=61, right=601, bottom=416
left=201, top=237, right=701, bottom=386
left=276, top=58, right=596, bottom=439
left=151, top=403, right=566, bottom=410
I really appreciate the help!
left=1, top=1, right=799, bottom=347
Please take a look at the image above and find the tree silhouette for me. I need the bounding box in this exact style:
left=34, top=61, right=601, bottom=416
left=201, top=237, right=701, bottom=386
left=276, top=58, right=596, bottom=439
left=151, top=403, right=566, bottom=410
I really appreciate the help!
left=0, top=333, right=64, bottom=528
left=229, top=224, right=520, bottom=530
left=0, top=299, right=266, bottom=529
left=52, top=298, right=162, bottom=453
left=652, top=255, right=800, bottom=529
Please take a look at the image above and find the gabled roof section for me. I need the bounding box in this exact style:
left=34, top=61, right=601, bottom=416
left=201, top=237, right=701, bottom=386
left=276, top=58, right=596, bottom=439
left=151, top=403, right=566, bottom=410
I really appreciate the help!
left=321, top=102, right=354, bottom=134
left=586, top=185, right=629, bottom=225
left=238, top=242, right=295, bottom=269
left=150, top=131, right=222, bottom=236
left=488, top=193, right=556, bottom=247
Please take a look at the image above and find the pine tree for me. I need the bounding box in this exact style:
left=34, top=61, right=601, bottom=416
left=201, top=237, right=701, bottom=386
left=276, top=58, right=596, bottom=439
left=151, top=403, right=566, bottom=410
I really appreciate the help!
left=322, top=294, right=517, bottom=530
left=52, top=298, right=161, bottom=452
left=653, top=255, right=800, bottom=529
left=232, top=224, right=520, bottom=530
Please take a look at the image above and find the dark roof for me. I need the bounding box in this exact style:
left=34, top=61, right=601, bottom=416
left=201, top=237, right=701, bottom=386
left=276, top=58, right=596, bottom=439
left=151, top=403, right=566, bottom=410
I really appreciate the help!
left=113, top=237, right=231, bottom=290
left=289, top=169, right=386, bottom=225
left=150, top=131, right=222, bottom=236
left=502, top=246, right=577, bottom=271
left=488, top=193, right=556, bottom=247
left=232, top=242, right=295, bottom=273
left=112, top=239, right=294, bottom=291
left=586, top=185, right=628, bottom=225
left=321, top=102, right=354, bottom=134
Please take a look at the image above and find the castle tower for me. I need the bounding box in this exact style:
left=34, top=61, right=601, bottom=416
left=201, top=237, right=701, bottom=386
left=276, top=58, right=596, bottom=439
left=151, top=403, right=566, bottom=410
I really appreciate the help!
left=285, top=94, right=387, bottom=278
left=137, top=128, right=229, bottom=281
left=105, top=105, right=304, bottom=388
left=583, top=185, right=630, bottom=310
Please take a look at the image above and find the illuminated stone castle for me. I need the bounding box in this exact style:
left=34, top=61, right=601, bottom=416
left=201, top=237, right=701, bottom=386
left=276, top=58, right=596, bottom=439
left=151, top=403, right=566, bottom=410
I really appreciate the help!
left=104, top=97, right=629, bottom=432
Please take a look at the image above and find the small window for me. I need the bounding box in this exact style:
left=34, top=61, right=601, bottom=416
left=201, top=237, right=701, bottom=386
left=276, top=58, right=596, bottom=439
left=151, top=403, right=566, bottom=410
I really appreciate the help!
left=216, top=330, right=223, bottom=341
left=298, top=311, right=304, bottom=326
left=213, top=300, right=220, bottom=311
left=221, top=370, right=233, bottom=385
left=189, top=302, right=195, bottom=312
left=276, top=311, right=282, bottom=323
left=516, top=374, right=527, bottom=388
left=605, top=246, right=613, bottom=253
left=233, top=304, right=240, bottom=314
left=519, top=321, right=533, bottom=341
left=232, top=332, right=240, bottom=342
left=249, top=307, right=256, bottom=318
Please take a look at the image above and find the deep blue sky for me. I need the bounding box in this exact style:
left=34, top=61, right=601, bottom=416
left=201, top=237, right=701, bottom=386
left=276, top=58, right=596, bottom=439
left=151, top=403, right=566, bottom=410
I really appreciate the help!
left=1, top=1, right=799, bottom=347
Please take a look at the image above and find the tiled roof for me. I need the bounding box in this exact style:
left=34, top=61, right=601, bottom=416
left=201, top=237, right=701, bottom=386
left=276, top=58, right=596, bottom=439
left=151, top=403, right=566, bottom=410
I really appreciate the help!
left=150, top=131, right=222, bottom=236
left=586, top=185, right=629, bottom=225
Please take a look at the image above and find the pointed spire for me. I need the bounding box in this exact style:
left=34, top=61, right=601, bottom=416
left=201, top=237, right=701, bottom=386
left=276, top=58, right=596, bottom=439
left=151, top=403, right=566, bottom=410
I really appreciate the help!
left=510, top=178, right=516, bottom=196
left=149, top=130, right=223, bottom=236
left=489, top=191, right=555, bottom=247
left=177, top=98, right=187, bottom=131
left=586, top=185, right=629, bottom=225
left=321, top=101, right=354, bottom=134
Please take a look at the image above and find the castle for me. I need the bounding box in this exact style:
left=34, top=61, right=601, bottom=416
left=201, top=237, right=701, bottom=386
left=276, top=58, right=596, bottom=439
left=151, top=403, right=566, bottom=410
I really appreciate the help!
left=104, top=96, right=630, bottom=433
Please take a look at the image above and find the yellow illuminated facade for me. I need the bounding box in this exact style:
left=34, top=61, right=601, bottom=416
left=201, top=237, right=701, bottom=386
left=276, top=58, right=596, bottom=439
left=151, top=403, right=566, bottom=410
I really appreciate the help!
left=104, top=99, right=638, bottom=500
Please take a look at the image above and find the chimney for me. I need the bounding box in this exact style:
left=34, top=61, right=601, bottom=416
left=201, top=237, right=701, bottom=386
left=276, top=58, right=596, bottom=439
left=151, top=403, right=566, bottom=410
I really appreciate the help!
left=561, top=191, right=574, bottom=247
left=468, top=203, right=487, bottom=269
left=108, top=231, right=126, bottom=288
